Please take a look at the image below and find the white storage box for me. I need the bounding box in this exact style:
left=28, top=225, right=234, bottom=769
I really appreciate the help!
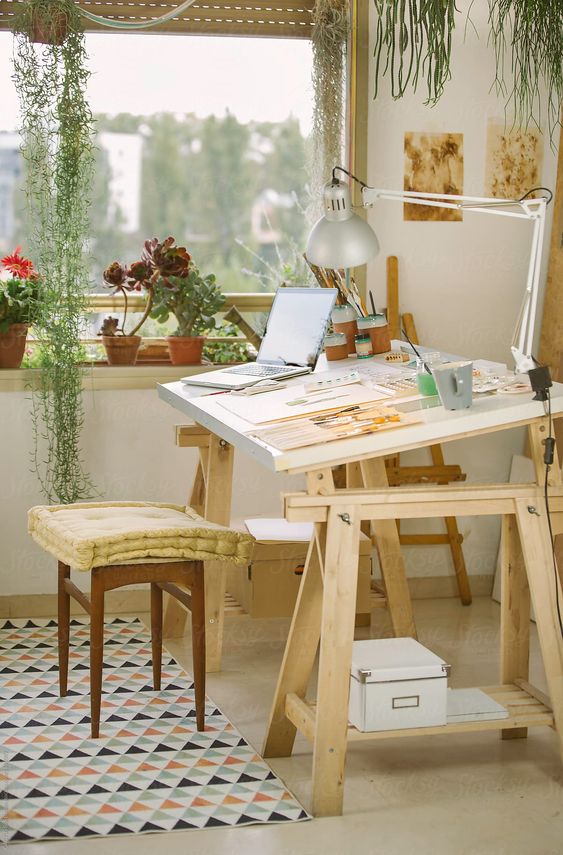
left=349, top=638, right=449, bottom=732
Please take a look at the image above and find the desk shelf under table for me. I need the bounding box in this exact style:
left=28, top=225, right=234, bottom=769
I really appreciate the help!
left=285, top=681, right=554, bottom=743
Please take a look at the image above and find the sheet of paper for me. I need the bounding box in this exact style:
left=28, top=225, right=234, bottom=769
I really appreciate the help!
left=216, top=381, right=390, bottom=425
left=244, top=518, right=314, bottom=542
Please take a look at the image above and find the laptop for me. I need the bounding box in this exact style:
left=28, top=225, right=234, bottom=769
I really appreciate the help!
left=182, top=287, right=337, bottom=390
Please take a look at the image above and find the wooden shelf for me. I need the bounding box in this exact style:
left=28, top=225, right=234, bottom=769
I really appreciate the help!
left=285, top=682, right=554, bottom=744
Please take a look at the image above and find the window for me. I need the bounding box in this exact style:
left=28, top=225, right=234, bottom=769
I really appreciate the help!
left=0, top=30, right=314, bottom=294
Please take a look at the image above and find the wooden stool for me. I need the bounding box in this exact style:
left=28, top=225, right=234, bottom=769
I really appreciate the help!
left=28, top=501, right=254, bottom=738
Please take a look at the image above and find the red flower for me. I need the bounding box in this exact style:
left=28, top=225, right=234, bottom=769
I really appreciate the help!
left=1, top=246, right=35, bottom=279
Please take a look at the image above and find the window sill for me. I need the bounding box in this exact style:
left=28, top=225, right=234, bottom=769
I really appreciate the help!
left=0, top=364, right=223, bottom=392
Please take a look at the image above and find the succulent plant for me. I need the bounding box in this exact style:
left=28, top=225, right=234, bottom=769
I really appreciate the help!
left=100, top=236, right=192, bottom=336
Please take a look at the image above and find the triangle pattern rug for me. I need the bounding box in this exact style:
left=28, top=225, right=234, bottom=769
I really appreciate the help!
left=0, top=617, right=309, bottom=843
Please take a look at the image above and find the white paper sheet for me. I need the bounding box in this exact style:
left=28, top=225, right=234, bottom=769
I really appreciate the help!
left=244, top=518, right=314, bottom=542
left=217, top=382, right=390, bottom=425
left=447, top=688, right=508, bottom=722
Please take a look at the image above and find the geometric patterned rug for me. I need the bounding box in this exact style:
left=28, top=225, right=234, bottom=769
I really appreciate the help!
left=0, top=617, right=309, bottom=843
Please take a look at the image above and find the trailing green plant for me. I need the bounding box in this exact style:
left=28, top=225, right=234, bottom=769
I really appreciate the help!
left=488, top=0, right=563, bottom=141
left=373, top=0, right=458, bottom=104
left=12, top=0, right=95, bottom=504
left=151, top=264, right=226, bottom=337
left=309, top=0, right=349, bottom=222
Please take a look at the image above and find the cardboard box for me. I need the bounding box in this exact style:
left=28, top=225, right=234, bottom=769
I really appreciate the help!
left=226, top=519, right=372, bottom=620
left=349, top=638, right=449, bottom=732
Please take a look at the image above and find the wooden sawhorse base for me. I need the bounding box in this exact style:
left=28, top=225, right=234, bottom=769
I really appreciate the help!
left=165, top=425, right=420, bottom=672
left=162, top=425, right=234, bottom=673
left=263, top=423, right=563, bottom=817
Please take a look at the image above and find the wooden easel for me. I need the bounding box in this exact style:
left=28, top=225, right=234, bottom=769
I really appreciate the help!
left=380, top=256, right=472, bottom=604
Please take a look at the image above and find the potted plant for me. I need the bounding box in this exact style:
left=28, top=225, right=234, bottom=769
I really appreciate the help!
left=0, top=248, right=41, bottom=369
left=101, top=237, right=191, bottom=365
left=151, top=264, right=226, bottom=365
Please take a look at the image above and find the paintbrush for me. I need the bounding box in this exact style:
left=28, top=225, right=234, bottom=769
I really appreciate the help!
left=402, top=326, right=431, bottom=374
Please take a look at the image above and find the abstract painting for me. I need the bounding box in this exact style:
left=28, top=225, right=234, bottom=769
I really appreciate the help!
left=484, top=122, right=543, bottom=200
left=404, top=132, right=464, bottom=221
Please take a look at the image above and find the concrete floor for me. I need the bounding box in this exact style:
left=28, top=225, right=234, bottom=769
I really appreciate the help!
left=15, top=598, right=563, bottom=855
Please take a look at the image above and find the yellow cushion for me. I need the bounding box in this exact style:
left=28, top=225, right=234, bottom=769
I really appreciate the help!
left=28, top=502, right=255, bottom=571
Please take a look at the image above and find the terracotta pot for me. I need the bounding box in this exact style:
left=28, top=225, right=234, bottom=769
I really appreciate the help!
left=102, top=335, right=142, bottom=366
left=0, top=323, right=29, bottom=369
left=31, top=8, right=68, bottom=44
left=167, top=336, right=205, bottom=365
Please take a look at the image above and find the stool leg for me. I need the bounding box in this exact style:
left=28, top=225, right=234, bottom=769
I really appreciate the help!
left=151, top=582, right=163, bottom=691
left=90, top=570, right=105, bottom=739
left=57, top=561, right=71, bottom=697
left=190, top=561, right=206, bottom=731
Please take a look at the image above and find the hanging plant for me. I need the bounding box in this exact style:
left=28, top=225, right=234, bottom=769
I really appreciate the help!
left=488, top=0, right=563, bottom=141
left=309, top=0, right=349, bottom=222
left=372, top=0, right=458, bottom=104
left=12, top=0, right=96, bottom=503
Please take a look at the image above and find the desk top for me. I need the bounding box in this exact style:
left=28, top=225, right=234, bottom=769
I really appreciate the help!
left=158, top=360, right=563, bottom=474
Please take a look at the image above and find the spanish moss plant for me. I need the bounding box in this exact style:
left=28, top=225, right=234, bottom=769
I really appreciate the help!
left=488, top=0, right=563, bottom=141
left=373, top=0, right=458, bottom=104
left=309, top=0, right=349, bottom=222
left=12, top=0, right=96, bottom=503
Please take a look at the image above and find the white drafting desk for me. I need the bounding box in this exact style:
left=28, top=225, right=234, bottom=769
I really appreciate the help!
left=158, top=368, right=563, bottom=816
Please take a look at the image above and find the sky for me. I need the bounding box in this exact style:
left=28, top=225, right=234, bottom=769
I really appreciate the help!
left=0, top=31, right=313, bottom=134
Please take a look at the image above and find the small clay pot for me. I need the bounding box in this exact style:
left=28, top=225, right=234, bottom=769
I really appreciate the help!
left=102, top=335, right=142, bottom=366
left=30, top=8, right=68, bottom=45
left=166, top=336, right=205, bottom=365
left=0, top=323, right=29, bottom=369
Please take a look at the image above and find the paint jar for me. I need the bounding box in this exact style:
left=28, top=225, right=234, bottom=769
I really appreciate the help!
left=416, top=352, right=442, bottom=396
left=356, top=314, right=391, bottom=354
left=354, top=333, right=373, bottom=359
left=324, top=332, right=349, bottom=362
left=332, top=305, right=358, bottom=355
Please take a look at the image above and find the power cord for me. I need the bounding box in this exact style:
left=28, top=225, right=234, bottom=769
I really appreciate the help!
left=541, top=387, right=563, bottom=639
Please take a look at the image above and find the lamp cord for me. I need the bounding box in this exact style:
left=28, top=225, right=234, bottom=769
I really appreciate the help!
left=331, top=166, right=370, bottom=190
left=518, top=187, right=553, bottom=205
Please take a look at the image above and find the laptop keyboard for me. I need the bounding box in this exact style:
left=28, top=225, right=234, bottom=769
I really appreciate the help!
left=228, top=364, right=301, bottom=377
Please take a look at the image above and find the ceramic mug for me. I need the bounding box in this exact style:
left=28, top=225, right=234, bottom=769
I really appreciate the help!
left=432, top=361, right=473, bottom=410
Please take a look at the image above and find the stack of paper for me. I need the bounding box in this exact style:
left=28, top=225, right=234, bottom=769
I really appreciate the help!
left=446, top=688, right=509, bottom=723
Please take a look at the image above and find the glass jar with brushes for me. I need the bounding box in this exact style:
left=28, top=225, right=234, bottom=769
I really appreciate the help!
left=331, top=304, right=358, bottom=355
left=416, top=351, right=442, bottom=396
left=356, top=314, right=391, bottom=354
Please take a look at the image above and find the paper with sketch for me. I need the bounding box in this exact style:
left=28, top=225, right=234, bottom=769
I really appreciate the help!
left=249, top=406, right=422, bottom=451
left=216, top=382, right=390, bottom=425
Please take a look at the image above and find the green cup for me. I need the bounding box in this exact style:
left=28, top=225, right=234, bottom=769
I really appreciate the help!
left=416, top=370, right=438, bottom=396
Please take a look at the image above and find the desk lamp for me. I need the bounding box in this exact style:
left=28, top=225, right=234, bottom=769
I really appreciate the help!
left=306, top=166, right=552, bottom=376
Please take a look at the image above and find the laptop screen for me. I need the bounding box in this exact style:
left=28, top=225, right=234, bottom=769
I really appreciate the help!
left=257, top=288, right=337, bottom=368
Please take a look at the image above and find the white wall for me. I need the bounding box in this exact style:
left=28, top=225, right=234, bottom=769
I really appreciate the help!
left=362, top=0, right=558, bottom=580
left=365, top=0, right=558, bottom=363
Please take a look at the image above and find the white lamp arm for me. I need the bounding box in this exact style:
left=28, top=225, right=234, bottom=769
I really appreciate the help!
left=359, top=184, right=548, bottom=374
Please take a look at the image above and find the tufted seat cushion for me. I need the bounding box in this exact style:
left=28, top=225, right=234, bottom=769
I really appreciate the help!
left=28, top=501, right=255, bottom=572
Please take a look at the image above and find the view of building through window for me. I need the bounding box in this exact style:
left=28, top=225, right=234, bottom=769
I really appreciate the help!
left=0, top=32, right=314, bottom=295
